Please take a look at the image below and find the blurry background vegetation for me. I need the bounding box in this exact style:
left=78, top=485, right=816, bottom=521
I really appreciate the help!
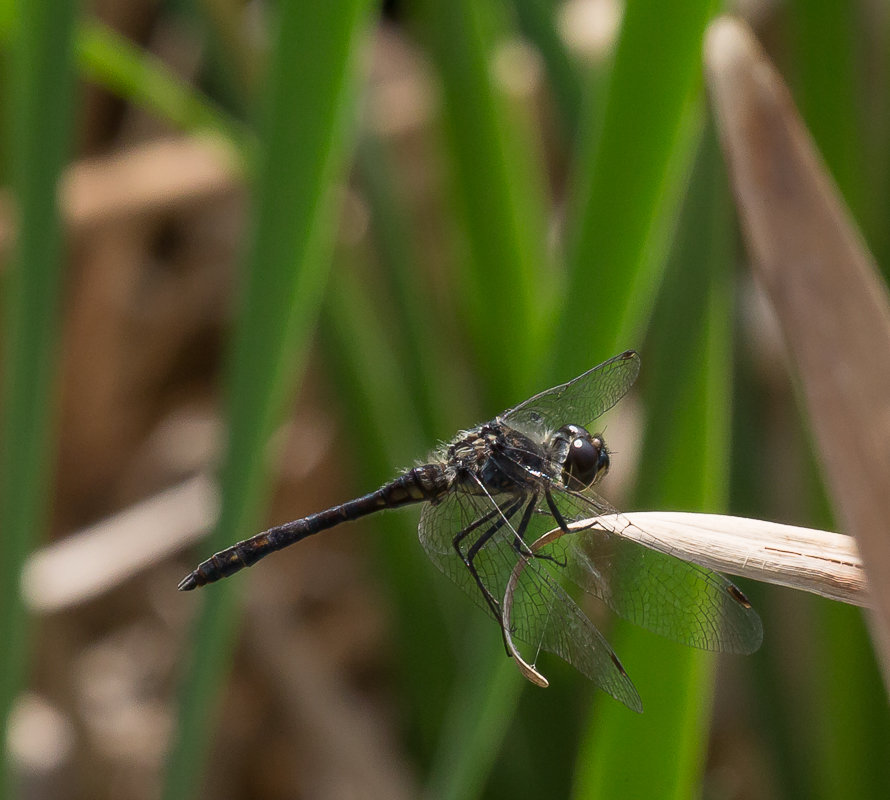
left=0, top=1, right=888, bottom=798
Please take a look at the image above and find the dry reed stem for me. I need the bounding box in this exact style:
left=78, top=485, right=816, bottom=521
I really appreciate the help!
left=706, top=16, right=890, bottom=687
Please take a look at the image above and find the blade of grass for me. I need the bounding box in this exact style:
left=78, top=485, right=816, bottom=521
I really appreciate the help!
left=418, top=0, right=579, bottom=790
left=810, top=600, right=890, bottom=798
left=789, top=0, right=867, bottom=235
left=0, top=14, right=252, bottom=158
left=509, top=0, right=583, bottom=139
left=554, top=4, right=717, bottom=790
left=322, top=198, right=528, bottom=775
left=553, top=5, right=717, bottom=782
left=425, top=638, right=524, bottom=800
left=354, top=134, right=458, bottom=438
left=395, top=2, right=558, bottom=794
left=162, top=4, right=374, bottom=798
left=558, top=0, right=716, bottom=363
left=412, top=0, right=552, bottom=404
left=76, top=19, right=252, bottom=158
left=320, top=265, right=458, bottom=757
left=0, top=0, right=78, bottom=794
left=573, top=125, right=732, bottom=799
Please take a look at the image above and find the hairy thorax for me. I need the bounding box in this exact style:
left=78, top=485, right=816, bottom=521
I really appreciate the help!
left=441, top=422, right=558, bottom=494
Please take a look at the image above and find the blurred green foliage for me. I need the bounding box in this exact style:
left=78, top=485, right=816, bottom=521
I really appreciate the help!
left=0, top=0, right=78, bottom=794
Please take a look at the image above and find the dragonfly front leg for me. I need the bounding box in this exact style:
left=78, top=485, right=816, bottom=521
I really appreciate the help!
left=502, top=488, right=569, bottom=569
left=508, top=493, right=539, bottom=558
left=537, top=489, right=572, bottom=568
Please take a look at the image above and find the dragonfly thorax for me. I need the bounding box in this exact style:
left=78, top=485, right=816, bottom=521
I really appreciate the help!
left=548, top=424, right=609, bottom=490
left=445, top=423, right=553, bottom=493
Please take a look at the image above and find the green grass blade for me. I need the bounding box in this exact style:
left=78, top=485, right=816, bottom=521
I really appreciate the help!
left=321, top=191, right=527, bottom=774
left=354, top=134, right=459, bottom=437
left=0, top=0, right=79, bottom=794
left=412, top=0, right=552, bottom=403
left=0, top=14, right=252, bottom=157
left=573, top=126, right=732, bottom=799
left=162, top=3, right=374, bottom=798
left=76, top=20, right=251, bottom=156
left=789, top=0, right=867, bottom=232
left=425, top=646, right=523, bottom=800
left=406, top=2, right=566, bottom=793
left=509, top=0, right=583, bottom=138
left=552, top=17, right=716, bottom=790
left=321, top=270, right=458, bottom=755
left=557, top=0, right=716, bottom=366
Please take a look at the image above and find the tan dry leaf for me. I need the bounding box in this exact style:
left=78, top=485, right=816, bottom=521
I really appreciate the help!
left=705, top=17, right=890, bottom=684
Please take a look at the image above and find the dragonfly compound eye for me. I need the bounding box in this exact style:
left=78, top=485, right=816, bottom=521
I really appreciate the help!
left=564, top=432, right=609, bottom=488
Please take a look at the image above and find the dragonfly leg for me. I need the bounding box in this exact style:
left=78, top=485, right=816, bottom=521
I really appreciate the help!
left=532, top=489, right=571, bottom=569
left=451, top=503, right=507, bottom=563
left=453, top=495, right=524, bottom=626
left=508, top=493, right=539, bottom=558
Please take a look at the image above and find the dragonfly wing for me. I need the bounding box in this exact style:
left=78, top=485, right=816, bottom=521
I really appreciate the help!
left=541, top=488, right=763, bottom=655
left=418, top=488, right=521, bottom=620
left=418, top=487, right=642, bottom=710
left=501, top=351, right=640, bottom=436
left=507, top=549, right=643, bottom=711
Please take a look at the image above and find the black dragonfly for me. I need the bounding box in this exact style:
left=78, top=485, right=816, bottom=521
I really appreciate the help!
left=179, top=351, right=762, bottom=711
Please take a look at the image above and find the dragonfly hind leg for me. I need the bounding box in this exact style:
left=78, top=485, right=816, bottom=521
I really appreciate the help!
left=453, top=495, right=523, bottom=619
left=452, top=495, right=528, bottom=656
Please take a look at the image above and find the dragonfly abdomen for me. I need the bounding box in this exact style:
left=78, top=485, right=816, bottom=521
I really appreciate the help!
left=178, top=464, right=448, bottom=590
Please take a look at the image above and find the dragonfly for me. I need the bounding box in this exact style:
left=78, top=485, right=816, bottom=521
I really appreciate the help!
left=179, top=351, right=762, bottom=711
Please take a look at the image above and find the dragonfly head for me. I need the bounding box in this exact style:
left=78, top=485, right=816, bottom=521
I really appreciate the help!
left=553, top=424, right=610, bottom=489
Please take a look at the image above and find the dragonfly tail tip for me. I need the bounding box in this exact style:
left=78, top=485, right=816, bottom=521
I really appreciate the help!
left=178, top=573, right=198, bottom=591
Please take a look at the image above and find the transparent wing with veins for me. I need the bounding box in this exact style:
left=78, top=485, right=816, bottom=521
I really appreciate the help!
left=532, top=486, right=764, bottom=655
left=418, top=487, right=642, bottom=711
left=501, top=350, right=641, bottom=437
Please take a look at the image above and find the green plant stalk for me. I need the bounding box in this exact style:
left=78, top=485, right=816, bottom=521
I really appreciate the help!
left=76, top=19, right=252, bottom=159
left=412, top=0, right=552, bottom=404
left=324, top=261, right=534, bottom=793
left=789, top=0, right=867, bottom=236
left=354, top=134, right=458, bottom=439
left=0, top=14, right=252, bottom=157
left=552, top=11, right=718, bottom=786
left=0, top=0, right=79, bottom=794
left=392, top=2, right=557, bottom=792
left=162, top=3, right=374, bottom=798
left=425, top=638, right=523, bottom=800
left=552, top=5, right=717, bottom=787
left=558, top=0, right=716, bottom=366
left=573, top=127, right=732, bottom=799
left=576, top=122, right=732, bottom=798
left=321, top=267, right=459, bottom=756
left=509, top=0, right=583, bottom=139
